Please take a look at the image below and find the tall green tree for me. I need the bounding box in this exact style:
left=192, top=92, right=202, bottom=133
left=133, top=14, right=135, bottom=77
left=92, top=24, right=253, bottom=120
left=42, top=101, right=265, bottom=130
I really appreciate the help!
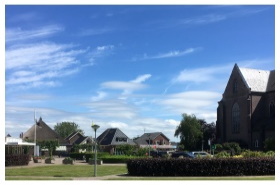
left=199, top=119, right=216, bottom=150
left=54, top=122, right=84, bottom=138
left=38, top=140, right=59, bottom=159
left=174, top=114, right=203, bottom=151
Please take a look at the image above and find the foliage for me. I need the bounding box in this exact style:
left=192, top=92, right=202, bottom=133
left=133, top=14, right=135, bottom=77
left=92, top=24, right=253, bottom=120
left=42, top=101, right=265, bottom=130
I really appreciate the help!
left=264, top=138, right=275, bottom=151
left=135, top=147, right=149, bottom=156
left=240, top=150, right=275, bottom=158
left=215, top=151, right=231, bottom=158
left=199, top=120, right=216, bottom=150
left=62, top=157, right=74, bottom=164
left=38, top=140, right=59, bottom=159
left=72, top=143, right=93, bottom=152
left=116, top=144, right=137, bottom=155
left=127, top=157, right=275, bottom=176
left=54, top=121, right=84, bottom=138
left=5, top=154, right=30, bottom=166
left=215, top=144, right=223, bottom=152
left=100, top=155, right=143, bottom=163
left=174, top=114, right=203, bottom=151
left=222, top=142, right=241, bottom=155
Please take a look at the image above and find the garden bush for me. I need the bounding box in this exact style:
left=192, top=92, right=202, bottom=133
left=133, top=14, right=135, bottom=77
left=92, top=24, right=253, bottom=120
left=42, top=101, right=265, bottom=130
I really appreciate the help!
left=127, top=157, right=275, bottom=176
left=5, top=154, right=30, bottom=166
left=100, top=155, right=141, bottom=163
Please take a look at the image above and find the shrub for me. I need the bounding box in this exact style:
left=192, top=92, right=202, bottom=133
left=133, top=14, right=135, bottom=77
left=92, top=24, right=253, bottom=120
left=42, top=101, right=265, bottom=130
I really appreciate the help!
left=5, top=154, right=30, bottom=166
left=264, top=138, right=275, bottom=152
left=222, top=142, right=241, bottom=155
left=100, top=155, right=141, bottom=163
left=241, top=150, right=262, bottom=158
left=127, top=158, right=275, bottom=176
left=215, top=151, right=230, bottom=158
left=62, top=157, right=74, bottom=164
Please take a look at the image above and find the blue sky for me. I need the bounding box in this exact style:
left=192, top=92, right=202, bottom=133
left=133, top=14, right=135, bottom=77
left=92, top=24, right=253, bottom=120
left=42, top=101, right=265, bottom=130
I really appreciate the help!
left=4, top=4, right=275, bottom=142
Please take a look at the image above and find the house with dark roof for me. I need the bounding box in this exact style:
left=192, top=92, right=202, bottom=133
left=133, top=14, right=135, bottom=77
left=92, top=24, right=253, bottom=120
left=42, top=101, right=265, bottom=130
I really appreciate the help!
left=22, top=117, right=66, bottom=145
left=97, top=128, right=136, bottom=154
left=65, top=131, right=93, bottom=152
left=216, top=64, right=275, bottom=149
left=134, top=132, right=175, bottom=151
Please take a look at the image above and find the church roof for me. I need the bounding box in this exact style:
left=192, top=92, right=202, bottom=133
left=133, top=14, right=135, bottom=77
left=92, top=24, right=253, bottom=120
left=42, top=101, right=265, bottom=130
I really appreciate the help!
left=238, top=65, right=275, bottom=93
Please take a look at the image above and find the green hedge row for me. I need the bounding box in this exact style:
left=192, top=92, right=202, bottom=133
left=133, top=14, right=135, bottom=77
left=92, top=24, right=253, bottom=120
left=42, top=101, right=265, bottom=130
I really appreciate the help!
left=5, top=154, right=30, bottom=166
left=127, top=157, right=275, bottom=176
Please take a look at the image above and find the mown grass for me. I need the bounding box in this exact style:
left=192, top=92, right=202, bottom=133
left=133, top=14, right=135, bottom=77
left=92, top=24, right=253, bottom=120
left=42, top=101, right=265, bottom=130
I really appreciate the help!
left=5, top=165, right=127, bottom=177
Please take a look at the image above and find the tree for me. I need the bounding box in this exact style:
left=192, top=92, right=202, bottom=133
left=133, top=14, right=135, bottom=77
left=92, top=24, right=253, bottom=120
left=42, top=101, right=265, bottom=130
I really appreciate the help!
left=38, top=140, right=59, bottom=159
left=54, top=122, right=84, bottom=138
left=199, top=120, right=216, bottom=150
left=174, top=114, right=203, bottom=151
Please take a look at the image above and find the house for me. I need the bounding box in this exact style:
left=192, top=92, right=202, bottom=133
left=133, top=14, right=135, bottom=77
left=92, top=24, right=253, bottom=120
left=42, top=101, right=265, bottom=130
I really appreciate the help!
left=5, top=134, right=35, bottom=155
left=134, top=132, right=176, bottom=151
left=65, top=131, right=93, bottom=152
left=216, top=64, right=275, bottom=150
left=97, top=128, right=136, bottom=154
left=22, top=117, right=67, bottom=155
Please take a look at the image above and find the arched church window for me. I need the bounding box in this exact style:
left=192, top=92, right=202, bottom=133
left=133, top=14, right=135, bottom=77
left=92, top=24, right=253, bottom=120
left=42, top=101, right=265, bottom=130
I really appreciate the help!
left=232, top=103, right=240, bottom=133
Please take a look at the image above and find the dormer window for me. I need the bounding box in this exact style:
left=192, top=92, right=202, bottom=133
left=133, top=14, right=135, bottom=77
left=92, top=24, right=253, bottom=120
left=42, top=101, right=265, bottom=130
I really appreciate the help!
left=116, top=137, right=127, bottom=142
left=233, top=80, right=238, bottom=93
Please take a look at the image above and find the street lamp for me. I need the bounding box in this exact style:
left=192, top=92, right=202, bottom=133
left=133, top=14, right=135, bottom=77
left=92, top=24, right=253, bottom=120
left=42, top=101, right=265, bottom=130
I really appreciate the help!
left=91, top=123, right=100, bottom=177
left=147, top=133, right=151, bottom=157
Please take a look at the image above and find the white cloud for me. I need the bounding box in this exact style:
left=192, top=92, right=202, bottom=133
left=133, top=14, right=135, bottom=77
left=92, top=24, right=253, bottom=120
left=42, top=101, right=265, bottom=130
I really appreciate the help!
left=6, top=25, right=64, bottom=43
left=91, top=91, right=107, bottom=101
left=181, top=14, right=227, bottom=25
left=101, top=74, right=151, bottom=95
left=173, top=64, right=232, bottom=83
left=132, top=48, right=200, bottom=61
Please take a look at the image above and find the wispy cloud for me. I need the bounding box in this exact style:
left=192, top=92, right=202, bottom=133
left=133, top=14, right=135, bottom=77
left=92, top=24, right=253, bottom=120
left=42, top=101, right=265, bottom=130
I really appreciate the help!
left=78, top=27, right=113, bottom=37
left=6, top=25, right=64, bottom=43
left=101, top=74, right=151, bottom=95
left=132, top=47, right=201, bottom=61
left=181, top=14, right=227, bottom=25
left=173, top=64, right=232, bottom=83
left=6, top=42, right=85, bottom=89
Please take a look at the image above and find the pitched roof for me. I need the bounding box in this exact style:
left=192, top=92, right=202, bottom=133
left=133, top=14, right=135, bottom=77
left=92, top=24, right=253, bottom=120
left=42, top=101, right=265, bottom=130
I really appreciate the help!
left=97, top=128, right=135, bottom=145
left=23, top=117, right=66, bottom=144
left=134, top=132, right=170, bottom=145
left=237, top=65, right=275, bottom=92
left=65, top=131, right=93, bottom=145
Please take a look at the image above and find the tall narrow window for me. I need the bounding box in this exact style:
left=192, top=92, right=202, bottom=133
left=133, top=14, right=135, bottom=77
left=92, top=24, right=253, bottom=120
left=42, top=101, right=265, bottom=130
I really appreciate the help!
left=269, top=102, right=275, bottom=118
left=232, top=103, right=240, bottom=133
left=233, top=80, right=238, bottom=93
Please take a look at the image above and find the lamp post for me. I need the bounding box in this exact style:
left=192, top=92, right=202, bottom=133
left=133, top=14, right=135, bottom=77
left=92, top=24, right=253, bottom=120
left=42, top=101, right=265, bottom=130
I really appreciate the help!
left=91, top=123, right=100, bottom=177
left=147, top=133, right=151, bottom=157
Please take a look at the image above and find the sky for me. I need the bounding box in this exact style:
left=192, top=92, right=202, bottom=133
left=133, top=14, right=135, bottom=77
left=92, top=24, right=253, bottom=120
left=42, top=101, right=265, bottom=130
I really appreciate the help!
left=4, top=3, right=275, bottom=142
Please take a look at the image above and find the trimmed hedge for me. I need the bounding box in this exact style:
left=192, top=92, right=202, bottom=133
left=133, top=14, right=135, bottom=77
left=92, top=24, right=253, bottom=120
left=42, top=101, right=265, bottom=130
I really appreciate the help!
left=127, top=157, right=275, bottom=176
left=5, top=154, right=30, bottom=166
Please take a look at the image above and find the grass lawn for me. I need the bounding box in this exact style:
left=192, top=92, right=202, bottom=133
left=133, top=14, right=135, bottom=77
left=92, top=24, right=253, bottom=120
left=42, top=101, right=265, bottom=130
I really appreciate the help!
left=5, top=165, right=127, bottom=177
left=6, top=165, right=274, bottom=180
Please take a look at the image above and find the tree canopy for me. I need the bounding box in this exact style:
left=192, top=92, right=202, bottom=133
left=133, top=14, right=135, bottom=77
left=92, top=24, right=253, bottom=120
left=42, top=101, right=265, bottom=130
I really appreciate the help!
left=54, top=122, right=84, bottom=138
left=174, top=114, right=203, bottom=151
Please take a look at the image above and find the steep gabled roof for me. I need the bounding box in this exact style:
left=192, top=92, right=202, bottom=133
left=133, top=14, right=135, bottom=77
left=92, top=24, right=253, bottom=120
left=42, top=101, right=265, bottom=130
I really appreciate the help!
left=237, top=65, right=275, bottom=93
left=97, top=128, right=135, bottom=145
left=23, top=117, right=66, bottom=144
left=65, top=131, right=92, bottom=145
left=134, top=132, right=170, bottom=145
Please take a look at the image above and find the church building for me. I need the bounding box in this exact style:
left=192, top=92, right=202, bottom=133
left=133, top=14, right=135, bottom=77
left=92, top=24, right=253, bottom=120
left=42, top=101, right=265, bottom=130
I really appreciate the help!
left=216, top=64, right=275, bottom=150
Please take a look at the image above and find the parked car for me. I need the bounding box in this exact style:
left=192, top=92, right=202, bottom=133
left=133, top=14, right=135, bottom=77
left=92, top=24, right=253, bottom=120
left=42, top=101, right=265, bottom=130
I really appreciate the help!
left=150, top=150, right=172, bottom=158
left=171, top=151, right=194, bottom=158
left=188, top=151, right=212, bottom=158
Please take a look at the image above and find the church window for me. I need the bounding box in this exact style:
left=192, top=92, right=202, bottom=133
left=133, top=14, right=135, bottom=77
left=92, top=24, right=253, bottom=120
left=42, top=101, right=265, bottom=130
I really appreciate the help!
left=255, top=140, right=259, bottom=148
left=269, top=102, right=275, bottom=118
left=232, top=103, right=240, bottom=133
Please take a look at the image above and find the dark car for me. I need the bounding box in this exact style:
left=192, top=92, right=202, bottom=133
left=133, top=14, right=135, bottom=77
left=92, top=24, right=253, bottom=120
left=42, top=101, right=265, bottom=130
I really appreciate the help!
left=171, top=151, right=194, bottom=158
